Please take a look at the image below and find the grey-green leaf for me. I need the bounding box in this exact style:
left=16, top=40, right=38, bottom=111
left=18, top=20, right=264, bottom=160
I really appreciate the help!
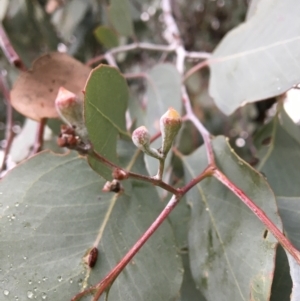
left=84, top=64, right=129, bottom=180
left=94, top=25, right=119, bottom=49
left=270, top=245, right=292, bottom=301
left=108, top=0, right=134, bottom=37
left=255, top=110, right=300, bottom=299
left=209, top=0, right=300, bottom=115
left=169, top=200, right=207, bottom=301
left=287, top=254, right=300, bottom=301
left=0, top=151, right=183, bottom=300
left=182, top=136, right=281, bottom=301
left=145, top=63, right=181, bottom=134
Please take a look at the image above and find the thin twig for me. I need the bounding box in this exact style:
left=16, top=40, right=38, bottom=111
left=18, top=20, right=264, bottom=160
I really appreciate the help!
left=86, top=42, right=176, bottom=66
left=90, top=149, right=178, bottom=195
left=213, top=169, right=300, bottom=264
left=104, top=52, right=117, bottom=68
left=185, top=51, right=212, bottom=60
left=183, top=59, right=210, bottom=82
left=179, top=165, right=215, bottom=195
left=0, top=74, right=15, bottom=172
left=31, top=118, right=47, bottom=155
left=0, top=24, right=26, bottom=71
left=181, top=86, right=215, bottom=165
left=124, top=72, right=148, bottom=80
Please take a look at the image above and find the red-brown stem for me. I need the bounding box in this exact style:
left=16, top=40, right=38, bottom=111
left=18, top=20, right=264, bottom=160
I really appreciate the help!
left=150, top=131, right=161, bottom=143
left=0, top=74, right=15, bottom=172
left=90, top=149, right=119, bottom=170
left=31, top=118, right=47, bottom=155
left=128, top=171, right=178, bottom=195
left=91, top=194, right=181, bottom=301
left=183, top=59, right=209, bottom=82
left=91, top=149, right=179, bottom=195
left=0, top=24, right=26, bottom=71
left=178, top=165, right=215, bottom=195
left=213, top=169, right=300, bottom=264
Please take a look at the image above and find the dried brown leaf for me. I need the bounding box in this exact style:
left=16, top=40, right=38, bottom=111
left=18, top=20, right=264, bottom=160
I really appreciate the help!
left=11, top=52, right=91, bottom=120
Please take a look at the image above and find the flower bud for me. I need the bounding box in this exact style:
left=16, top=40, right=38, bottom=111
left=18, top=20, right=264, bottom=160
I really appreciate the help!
left=112, top=168, right=129, bottom=180
left=132, top=126, right=151, bottom=149
left=102, top=179, right=123, bottom=193
left=160, top=107, right=182, bottom=156
left=55, top=87, right=87, bottom=139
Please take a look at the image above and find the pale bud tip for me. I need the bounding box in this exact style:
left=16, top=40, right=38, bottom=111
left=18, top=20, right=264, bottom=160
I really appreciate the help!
left=166, top=107, right=181, bottom=119
left=55, top=87, right=77, bottom=108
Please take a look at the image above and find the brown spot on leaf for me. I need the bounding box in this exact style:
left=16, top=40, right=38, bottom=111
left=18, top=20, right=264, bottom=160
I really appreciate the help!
left=83, top=247, right=99, bottom=268
left=88, top=247, right=98, bottom=268
left=261, top=137, right=271, bottom=145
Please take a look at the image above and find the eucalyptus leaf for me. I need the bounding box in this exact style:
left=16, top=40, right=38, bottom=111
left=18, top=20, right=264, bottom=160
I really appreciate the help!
left=84, top=65, right=129, bottom=180
left=255, top=109, right=300, bottom=299
left=145, top=63, right=181, bottom=135
left=287, top=254, right=300, bottom=301
left=209, top=0, right=300, bottom=115
left=94, top=25, right=119, bottom=48
left=181, top=136, right=281, bottom=301
left=51, top=0, right=90, bottom=41
left=0, top=150, right=183, bottom=300
left=169, top=200, right=207, bottom=301
left=108, top=0, right=134, bottom=37
left=270, top=245, right=292, bottom=301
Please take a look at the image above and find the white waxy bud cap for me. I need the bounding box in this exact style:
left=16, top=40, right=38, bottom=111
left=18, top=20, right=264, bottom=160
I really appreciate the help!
left=132, top=126, right=151, bottom=149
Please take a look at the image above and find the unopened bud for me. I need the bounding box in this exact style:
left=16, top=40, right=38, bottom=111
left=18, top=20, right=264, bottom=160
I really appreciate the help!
left=55, top=87, right=87, bottom=139
left=112, top=168, right=129, bottom=180
left=102, top=179, right=123, bottom=193
left=132, top=126, right=151, bottom=149
left=160, top=107, right=182, bottom=156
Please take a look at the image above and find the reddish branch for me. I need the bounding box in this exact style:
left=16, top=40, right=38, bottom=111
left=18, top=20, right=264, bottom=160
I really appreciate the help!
left=214, top=169, right=300, bottom=264
left=30, top=118, right=47, bottom=155
left=0, top=24, right=26, bottom=71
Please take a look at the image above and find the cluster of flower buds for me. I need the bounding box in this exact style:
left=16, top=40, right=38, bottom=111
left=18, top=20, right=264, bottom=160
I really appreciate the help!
left=102, top=179, right=123, bottom=193
left=132, top=107, right=182, bottom=178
